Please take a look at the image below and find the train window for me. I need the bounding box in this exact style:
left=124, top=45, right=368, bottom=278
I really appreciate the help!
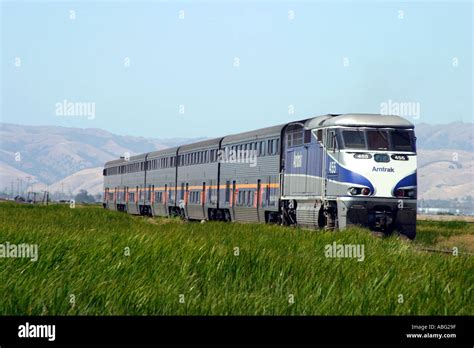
left=391, top=130, right=414, bottom=151
left=304, top=130, right=312, bottom=143
left=225, top=181, right=230, bottom=203
left=180, top=183, right=185, bottom=200
left=293, top=132, right=303, bottom=146
left=367, top=130, right=389, bottom=150
left=342, top=130, right=366, bottom=149
left=329, top=130, right=341, bottom=151
left=315, top=130, right=322, bottom=143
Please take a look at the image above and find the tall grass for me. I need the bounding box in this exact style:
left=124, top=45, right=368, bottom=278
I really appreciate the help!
left=0, top=202, right=472, bottom=315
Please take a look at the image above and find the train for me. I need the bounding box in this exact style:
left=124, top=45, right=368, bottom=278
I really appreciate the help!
left=103, top=113, right=417, bottom=239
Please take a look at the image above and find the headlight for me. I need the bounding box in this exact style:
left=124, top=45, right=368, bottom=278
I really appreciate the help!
left=394, top=188, right=416, bottom=198
left=349, top=187, right=359, bottom=195
left=348, top=187, right=371, bottom=196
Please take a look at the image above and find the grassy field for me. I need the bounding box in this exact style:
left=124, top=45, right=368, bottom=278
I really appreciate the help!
left=0, top=202, right=472, bottom=315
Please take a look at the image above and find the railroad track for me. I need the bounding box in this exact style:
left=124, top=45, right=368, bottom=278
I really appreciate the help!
left=417, top=215, right=474, bottom=223
left=415, top=246, right=474, bottom=256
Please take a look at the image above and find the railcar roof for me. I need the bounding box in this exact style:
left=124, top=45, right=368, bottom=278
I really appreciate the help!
left=315, top=114, right=414, bottom=128
left=147, top=146, right=179, bottom=158
left=104, top=152, right=148, bottom=167
left=222, top=122, right=290, bottom=144
left=179, top=137, right=222, bottom=152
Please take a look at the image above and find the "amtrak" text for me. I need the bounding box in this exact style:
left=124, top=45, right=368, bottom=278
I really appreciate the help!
left=372, top=167, right=394, bottom=173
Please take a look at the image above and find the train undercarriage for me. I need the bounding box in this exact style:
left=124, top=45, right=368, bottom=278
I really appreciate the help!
left=112, top=195, right=416, bottom=240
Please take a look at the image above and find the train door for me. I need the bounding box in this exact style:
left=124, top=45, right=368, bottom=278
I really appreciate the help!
left=232, top=180, right=236, bottom=219
left=256, top=179, right=261, bottom=222
left=202, top=182, right=206, bottom=219
left=326, top=129, right=339, bottom=195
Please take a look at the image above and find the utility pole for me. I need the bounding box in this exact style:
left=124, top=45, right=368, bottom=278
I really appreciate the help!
left=26, top=176, right=31, bottom=196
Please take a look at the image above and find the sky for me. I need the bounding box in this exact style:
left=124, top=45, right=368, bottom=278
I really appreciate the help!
left=1, top=0, right=472, bottom=139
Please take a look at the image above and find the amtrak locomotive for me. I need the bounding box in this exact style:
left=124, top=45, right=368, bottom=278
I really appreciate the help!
left=103, top=114, right=417, bottom=239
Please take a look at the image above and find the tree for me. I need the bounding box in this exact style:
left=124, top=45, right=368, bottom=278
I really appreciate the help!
left=74, top=189, right=96, bottom=203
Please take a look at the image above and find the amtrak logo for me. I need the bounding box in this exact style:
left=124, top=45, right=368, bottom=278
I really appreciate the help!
left=293, top=152, right=302, bottom=168
left=372, top=167, right=395, bottom=173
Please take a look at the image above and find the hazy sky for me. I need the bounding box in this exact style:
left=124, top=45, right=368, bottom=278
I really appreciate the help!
left=1, top=0, right=472, bottom=138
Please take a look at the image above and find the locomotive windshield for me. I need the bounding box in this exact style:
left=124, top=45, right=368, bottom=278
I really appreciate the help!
left=339, top=128, right=415, bottom=152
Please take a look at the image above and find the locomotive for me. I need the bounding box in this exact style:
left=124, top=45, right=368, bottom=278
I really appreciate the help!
left=103, top=113, right=417, bottom=238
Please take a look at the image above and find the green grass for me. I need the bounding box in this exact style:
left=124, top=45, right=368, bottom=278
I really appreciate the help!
left=0, top=202, right=472, bottom=315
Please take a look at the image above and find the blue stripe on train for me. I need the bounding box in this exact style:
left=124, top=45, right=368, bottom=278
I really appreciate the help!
left=325, top=153, right=375, bottom=192
left=393, top=172, right=417, bottom=191
left=285, top=145, right=375, bottom=192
